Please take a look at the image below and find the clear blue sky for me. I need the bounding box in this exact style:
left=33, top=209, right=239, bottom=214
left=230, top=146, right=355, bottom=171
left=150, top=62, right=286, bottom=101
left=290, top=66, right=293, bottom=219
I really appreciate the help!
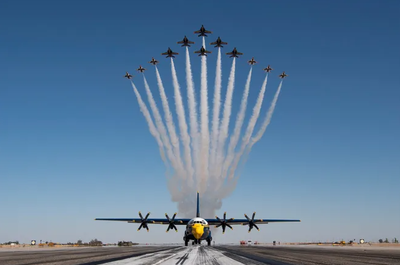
left=1, top=0, right=399, bottom=244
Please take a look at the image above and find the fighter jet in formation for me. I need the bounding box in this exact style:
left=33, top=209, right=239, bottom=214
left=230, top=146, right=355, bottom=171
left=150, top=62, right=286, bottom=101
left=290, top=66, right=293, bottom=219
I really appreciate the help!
left=248, top=57, right=257, bottom=65
left=263, top=65, right=273, bottom=73
left=279, top=71, right=288, bottom=79
left=124, top=72, right=132, bottom=79
left=226, top=47, right=243, bottom=58
left=177, top=36, right=195, bottom=47
left=194, top=25, right=212, bottom=37
left=161, top=47, right=179, bottom=58
left=194, top=46, right=212, bottom=56
left=210, top=37, right=228, bottom=48
left=149, top=58, right=159, bottom=65
left=137, top=66, right=146, bottom=73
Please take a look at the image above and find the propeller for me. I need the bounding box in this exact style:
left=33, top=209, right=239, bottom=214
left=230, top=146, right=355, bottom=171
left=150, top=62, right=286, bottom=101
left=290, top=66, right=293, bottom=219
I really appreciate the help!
left=137, top=211, right=151, bottom=232
left=215, top=212, right=234, bottom=234
left=244, top=212, right=260, bottom=233
left=165, top=213, right=178, bottom=232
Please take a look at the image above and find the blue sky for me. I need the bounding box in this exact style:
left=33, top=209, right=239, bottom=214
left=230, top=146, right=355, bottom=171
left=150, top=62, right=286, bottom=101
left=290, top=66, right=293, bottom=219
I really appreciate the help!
left=1, top=0, right=399, bottom=244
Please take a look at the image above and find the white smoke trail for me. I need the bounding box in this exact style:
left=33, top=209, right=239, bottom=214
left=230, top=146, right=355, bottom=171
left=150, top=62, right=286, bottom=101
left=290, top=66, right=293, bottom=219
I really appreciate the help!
left=154, top=67, right=183, bottom=174
left=170, top=58, right=194, bottom=184
left=247, top=80, right=284, bottom=149
left=209, top=47, right=222, bottom=179
left=222, top=67, right=253, bottom=179
left=142, top=75, right=184, bottom=176
left=215, top=58, right=236, bottom=180
left=199, top=36, right=210, bottom=192
left=129, top=81, right=167, bottom=166
left=227, top=73, right=269, bottom=180
left=184, top=47, right=200, bottom=186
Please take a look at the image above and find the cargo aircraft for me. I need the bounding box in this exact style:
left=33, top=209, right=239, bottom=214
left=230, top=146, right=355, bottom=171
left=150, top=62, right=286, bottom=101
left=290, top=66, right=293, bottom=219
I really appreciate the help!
left=95, top=193, right=300, bottom=246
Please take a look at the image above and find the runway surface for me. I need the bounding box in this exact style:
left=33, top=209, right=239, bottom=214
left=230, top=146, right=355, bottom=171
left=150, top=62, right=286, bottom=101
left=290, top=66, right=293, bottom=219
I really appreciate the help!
left=1, top=245, right=400, bottom=265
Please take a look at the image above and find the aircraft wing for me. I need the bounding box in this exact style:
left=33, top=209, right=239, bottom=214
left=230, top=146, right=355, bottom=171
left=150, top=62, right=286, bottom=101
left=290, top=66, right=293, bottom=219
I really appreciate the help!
left=194, top=30, right=201, bottom=34
left=237, top=52, right=243, bottom=55
left=194, top=51, right=201, bottom=53
left=95, top=218, right=191, bottom=225
left=177, top=41, right=184, bottom=44
left=161, top=52, right=168, bottom=55
left=204, top=30, right=212, bottom=34
left=188, top=41, right=195, bottom=44
left=210, top=41, right=217, bottom=45
left=205, top=218, right=300, bottom=225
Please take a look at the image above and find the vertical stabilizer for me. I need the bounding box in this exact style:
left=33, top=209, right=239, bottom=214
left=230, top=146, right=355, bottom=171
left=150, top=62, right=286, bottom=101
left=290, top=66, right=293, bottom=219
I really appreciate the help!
left=196, top=192, right=200, bottom=217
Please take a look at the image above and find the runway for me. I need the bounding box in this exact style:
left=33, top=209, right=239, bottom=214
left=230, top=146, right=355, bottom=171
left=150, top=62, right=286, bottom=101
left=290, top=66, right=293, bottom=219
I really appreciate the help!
left=1, top=245, right=399, bottom=265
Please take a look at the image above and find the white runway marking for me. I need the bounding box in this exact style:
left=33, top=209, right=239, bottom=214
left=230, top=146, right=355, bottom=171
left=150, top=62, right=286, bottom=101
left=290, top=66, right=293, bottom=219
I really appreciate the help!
left=104, top=246, right=258, bottom=265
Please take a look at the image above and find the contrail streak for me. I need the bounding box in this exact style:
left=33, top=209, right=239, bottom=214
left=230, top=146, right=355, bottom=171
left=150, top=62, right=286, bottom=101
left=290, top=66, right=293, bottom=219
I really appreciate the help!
left=222, top=67, right=253, bottom=179
left=216, top=58, right=236, bottom=179
left=248, top=80, right=284, bottom=148
left=200, top=36, right=209, bottom=192
left=154, top=67, right=183, bottom=174
left=130, top=81, right=167, bottom=166
left=185, top=47, right=199, bottom=185
left=228, top=73, right=269, bottom=180
left=142, top=75, right=184, bottom=176
left=209, top=47, right=222, bottom=179
left=170, top=58, right=194, bottom=183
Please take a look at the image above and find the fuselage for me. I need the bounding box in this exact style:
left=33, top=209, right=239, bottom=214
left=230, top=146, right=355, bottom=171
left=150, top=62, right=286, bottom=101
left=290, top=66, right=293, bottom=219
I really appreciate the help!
left=183, top=217, right=211, bottom=243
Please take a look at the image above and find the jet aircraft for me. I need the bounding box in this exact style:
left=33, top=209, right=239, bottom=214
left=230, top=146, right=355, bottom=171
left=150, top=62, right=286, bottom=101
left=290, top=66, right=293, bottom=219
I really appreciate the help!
left=279, top=71, right=288, bottom=79
left=194, top=46, right=212, bottom=56
left=177, top=36, right=195, bottom=47
left=96, top=193, right=300, bottom=246
left=149, top=58, right=159, bottom=65
left=210, top=37, right=228, bottom=48
left=124, top=72, right=132, bottom=79
left=263, top=65, right=273, bottom=72
left=161, top=47, right=179, bottom=58
left=194, top=25, right=212, bottom=37
left=248, top=57, right=257, bottom=65
left=226, top=47, right=243, bottom=58
left=137, top=66, right=146, bottom=73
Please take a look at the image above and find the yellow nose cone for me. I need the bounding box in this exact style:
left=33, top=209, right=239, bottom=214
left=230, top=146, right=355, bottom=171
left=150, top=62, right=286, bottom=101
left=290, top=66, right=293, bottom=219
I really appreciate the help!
left=192, top=224, right=204, bottom=240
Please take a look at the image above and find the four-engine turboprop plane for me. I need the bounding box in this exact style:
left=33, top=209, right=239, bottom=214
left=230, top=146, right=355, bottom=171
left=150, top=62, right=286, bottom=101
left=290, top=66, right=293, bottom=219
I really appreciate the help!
left=226, top=47, right=243, bottom=58
left=161, top=47, right=179, bottom=58
left=194, top=46, right=212, bottom=56
left=149, top=58, right=159, bottom=65
left=95, top=193, right=300, bottom=246
left=124, top=72, right=132, bottom=79
left=194, top=25, right=212, bottom=37
left=177, top=36, right=195, bottom=47
left=248, top=57, right=257, bottom=65
left=210, top=37, right=228, bottom=48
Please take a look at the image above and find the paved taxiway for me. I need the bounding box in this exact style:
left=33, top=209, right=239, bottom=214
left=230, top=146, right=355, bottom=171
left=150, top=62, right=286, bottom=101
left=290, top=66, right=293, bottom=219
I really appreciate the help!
left=1, top=245, right=400, bottom=265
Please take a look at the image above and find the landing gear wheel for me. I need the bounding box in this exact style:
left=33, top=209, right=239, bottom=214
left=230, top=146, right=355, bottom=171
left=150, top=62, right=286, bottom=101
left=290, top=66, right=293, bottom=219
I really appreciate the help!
left=185, top=240, right=188, bottom=246
left=207, top=240, right=211, bottom=246
left=192, top=241, right=195, bottom=245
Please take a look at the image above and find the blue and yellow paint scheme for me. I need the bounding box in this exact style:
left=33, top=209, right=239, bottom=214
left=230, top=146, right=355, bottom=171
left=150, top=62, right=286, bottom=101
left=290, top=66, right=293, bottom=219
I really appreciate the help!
left=95, top=192, right=300, bottom=246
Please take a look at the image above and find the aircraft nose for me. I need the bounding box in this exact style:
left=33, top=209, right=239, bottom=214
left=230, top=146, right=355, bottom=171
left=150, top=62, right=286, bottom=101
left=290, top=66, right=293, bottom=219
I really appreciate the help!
left=192, top=224, right=204, bottom=240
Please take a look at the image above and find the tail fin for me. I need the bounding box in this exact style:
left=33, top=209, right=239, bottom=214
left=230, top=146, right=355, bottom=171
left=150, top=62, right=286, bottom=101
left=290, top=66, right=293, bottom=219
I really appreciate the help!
left=196, top=192, right=200, bottom=217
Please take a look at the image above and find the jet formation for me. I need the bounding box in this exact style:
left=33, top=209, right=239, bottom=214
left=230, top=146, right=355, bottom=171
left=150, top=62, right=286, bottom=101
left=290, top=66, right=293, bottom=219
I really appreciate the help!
left=125, top=25, right=287, bottom=79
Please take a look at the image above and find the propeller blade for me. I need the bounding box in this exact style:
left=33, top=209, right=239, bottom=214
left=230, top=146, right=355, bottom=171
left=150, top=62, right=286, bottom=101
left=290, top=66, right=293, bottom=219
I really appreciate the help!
left=172, top=213, right=177, bottom=220
left=254, top=224, right=260, bottom=231
left=227, top=224, right=233, bottom=230
left=138, top=223, right=143, bottom=231
left=244, top=214, right=250, bottom=221
left=252, top=212, right=256, bottom=221
left=216, top=224, right=222, bottom=228
left=222, top=226, right=226, bottom=234
left=223, top=212, right=226, bottom=220
left=166, top=226, right=170, bottom=232
left=145, top=212, right=150, bottom=220
left=139, top=212, right=143, bottom=220
left=165, top=213, right=170, bottom=221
